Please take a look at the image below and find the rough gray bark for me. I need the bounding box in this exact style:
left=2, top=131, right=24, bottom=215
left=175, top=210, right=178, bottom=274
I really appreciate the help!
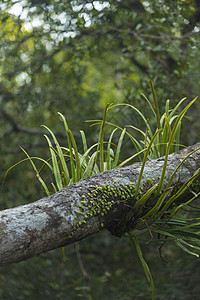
left=0, top=143, right=200, bottom=266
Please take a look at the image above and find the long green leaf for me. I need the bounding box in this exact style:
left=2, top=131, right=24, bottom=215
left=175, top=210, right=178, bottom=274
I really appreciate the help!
left=83, top=152, right=99, bottom=178
left=157, top=96, right=198, bottom=194
left=42, top=125, right=70, bottom=186
left=3, top=157, right=53, bottom=185
left=108, top=103, right=153, bottom=138
left=80, top=130, right=88, bottom=153
left=98, top=120, right=143, bottom=156
left=153, top=169, right=200, bottom=223
left=117, top=148, right=147, bottom=168
left=168, top=97, right=187, bottom=119
left=44, top=135, right=63, bottom=191
left=141, top=92, right=156, bottom=117
left=150, top=80, right=161, bottom=156
left=163, top=192, right=200, bottom=224
left=134, top=183, right=158, bottom=210
left=136, top=129, right=162, bottom=195
left=150, top=80, right=161, bottom=130
left=107, top=128, right=118, bottom=170
left=20, top=147, right=50, bottom=196
left=68, top=129, right=81, bottom=181
left=140, top=187, right=173, bottom=220
left=175, top=240, right=199, bottom=257
left=129, top=233, right=155, bottom=300
left=58, top=112, right=76, bottom=182
left=166, top=146, right=200, bottom=190
left=113, top=128, right=126, bottom=168
left=99, top=104, right=109, bottom=172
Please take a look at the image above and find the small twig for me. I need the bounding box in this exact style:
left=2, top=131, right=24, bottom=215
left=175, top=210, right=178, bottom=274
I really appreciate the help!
left=0, top=108, right=77, bottom=139
left=158, top=235, right=169, bottom=263
left=139, top=218, right=154, bottom=244
left=75, top=242, right=89, bottom=281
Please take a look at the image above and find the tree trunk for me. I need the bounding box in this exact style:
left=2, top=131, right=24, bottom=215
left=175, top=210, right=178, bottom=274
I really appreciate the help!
left=0, top=143, right=200, bottom=266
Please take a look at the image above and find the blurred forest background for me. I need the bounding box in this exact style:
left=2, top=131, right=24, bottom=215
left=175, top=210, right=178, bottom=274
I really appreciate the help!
left=0, top=0, right=200, bottom=299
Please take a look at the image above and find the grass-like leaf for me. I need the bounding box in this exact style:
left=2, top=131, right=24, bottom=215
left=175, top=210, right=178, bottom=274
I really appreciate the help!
left=43, top=134, right=63, bottom=191
left=113, top=128, right=126, bottom=169
left=156, top=96, right=198, bottom=195
left=108, top=103, right=153, bottom=139
left=106, top=128, right=118, bottom=170
left=68, top=129, right=81, bottom=181
left=135, top=129, right=162, bottom=195
left=58, top=112, right=76, bottom=182
left=20, top=147, right=50, bottom=196
left=129, top=233, right=155, bottom=300
left=134, top=183, right=159, bottom=210
left=42, top=125, right=70, bottom=186
left=3, top=156, right=53, bottom=186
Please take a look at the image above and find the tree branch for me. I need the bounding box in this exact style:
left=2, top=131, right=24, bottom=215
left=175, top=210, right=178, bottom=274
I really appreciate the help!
left=0, top=109, right=70, bottom=139
left=0, top=143, right=200, bottom=266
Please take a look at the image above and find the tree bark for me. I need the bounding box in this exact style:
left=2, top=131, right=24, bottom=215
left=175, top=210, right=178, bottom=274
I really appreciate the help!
left=0, top=143, right=200, bottom=266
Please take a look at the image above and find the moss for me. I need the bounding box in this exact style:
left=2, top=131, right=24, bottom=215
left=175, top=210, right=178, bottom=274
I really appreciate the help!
left=71, top=181, right=136, bottom=236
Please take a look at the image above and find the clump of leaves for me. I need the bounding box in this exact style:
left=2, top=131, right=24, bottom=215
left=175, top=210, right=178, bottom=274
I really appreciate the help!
left=4, top=81, right=200, bottom=300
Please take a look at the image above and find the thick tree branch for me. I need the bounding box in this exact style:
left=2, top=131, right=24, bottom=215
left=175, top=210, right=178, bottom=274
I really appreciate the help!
left=0, top=143, right=200, bottom=266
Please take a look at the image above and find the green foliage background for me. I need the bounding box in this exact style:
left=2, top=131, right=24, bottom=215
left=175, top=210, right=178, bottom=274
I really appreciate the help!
left=0, top=0, right=200, bottom=299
